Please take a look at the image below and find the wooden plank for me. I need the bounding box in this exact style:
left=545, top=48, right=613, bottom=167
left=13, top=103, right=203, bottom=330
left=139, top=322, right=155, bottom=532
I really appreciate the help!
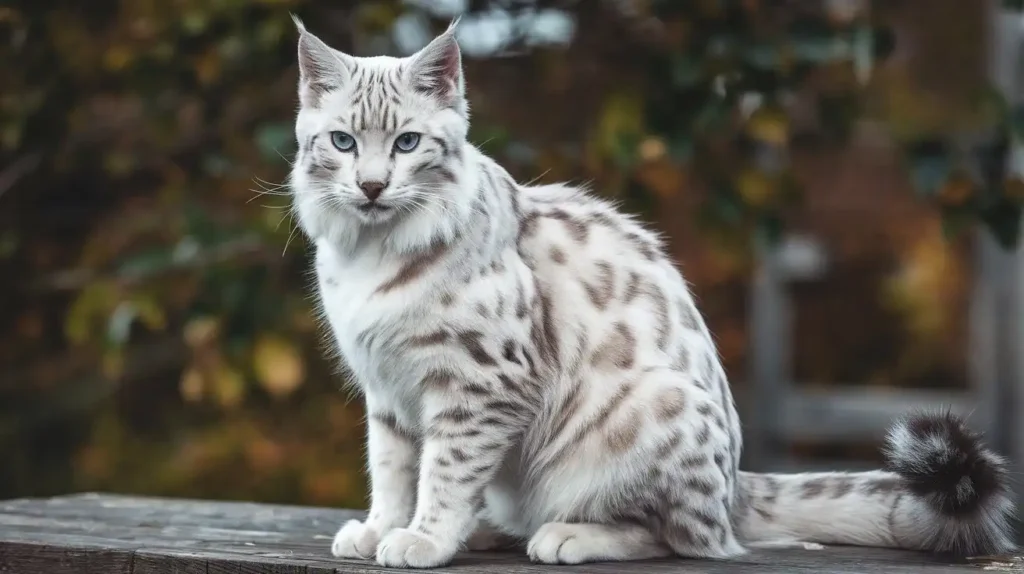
left=0, top=493, right=1019, bottom=573
left=0, top=541, right=135, bottom=574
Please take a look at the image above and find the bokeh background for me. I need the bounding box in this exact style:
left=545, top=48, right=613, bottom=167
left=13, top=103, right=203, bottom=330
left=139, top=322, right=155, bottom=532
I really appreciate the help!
left=3, top=0, right=1024, bottom=511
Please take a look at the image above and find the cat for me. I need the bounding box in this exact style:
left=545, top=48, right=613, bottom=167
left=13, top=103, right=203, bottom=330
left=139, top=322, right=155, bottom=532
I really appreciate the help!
left=287, top=17, right=1016, bottom=568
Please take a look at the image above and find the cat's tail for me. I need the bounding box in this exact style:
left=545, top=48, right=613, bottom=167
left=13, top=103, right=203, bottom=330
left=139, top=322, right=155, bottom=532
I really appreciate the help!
left=732, top=412, right=1016, bottom=556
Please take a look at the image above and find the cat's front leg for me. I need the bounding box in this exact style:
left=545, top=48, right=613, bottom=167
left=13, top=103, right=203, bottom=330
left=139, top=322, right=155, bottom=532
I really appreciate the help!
left=376, top=375, right=527, bottom=568
left=332, top=393, right=418, bottom=559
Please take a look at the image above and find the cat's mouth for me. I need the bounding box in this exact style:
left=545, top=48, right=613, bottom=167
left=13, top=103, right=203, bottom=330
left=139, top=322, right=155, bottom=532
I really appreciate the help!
left=357, top=202, right=391, bottom=213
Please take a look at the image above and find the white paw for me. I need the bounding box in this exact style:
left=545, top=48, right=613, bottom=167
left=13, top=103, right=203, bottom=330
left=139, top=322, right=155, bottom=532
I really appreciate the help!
left=330, top=519, right=381, bottom=559
left=527, top=523, right=592, bottom=565
left=376, top=527, right=455, bottom=568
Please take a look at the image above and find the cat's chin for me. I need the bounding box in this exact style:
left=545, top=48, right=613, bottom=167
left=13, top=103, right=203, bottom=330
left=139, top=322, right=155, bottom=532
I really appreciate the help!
left=352, top=203, right=398, bottom=225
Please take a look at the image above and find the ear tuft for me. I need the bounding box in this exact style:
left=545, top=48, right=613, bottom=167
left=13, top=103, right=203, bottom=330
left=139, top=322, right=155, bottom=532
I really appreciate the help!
left=290, top=13, right=307, bottom=34
left=408, top=21, right=464, bottom=107
left=294, top=22, right=350, bottom=105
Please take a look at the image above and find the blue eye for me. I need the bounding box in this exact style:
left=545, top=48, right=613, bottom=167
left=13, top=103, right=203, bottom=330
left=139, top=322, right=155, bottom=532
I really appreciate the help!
left=330, top=131, right=356, bottom=152
left=394, top=132, right=420, bottom=153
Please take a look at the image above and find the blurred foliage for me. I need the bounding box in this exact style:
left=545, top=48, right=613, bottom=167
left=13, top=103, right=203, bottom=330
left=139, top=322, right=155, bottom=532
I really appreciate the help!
left=631, top=0, right=895, bottom=246
left=0, top=0, right=1015, bottom=504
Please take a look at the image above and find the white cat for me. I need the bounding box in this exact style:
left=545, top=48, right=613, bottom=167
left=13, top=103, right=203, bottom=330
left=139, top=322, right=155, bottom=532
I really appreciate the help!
left=287, top=18, right=1016, bottom=568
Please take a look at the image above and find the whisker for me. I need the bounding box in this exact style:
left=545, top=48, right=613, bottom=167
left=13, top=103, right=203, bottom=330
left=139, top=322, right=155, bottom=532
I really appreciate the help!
left=282, top=221, right=300, bottom=256
left=275, top=210, right=292, bottom=233
left=273, top=148, right=296, bottom=166
left=522, top=169, right=551, bottom=187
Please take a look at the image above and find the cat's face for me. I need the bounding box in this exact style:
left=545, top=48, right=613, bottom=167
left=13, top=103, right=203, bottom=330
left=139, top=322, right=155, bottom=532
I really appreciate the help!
left=290, top=19, right=470, bottom=246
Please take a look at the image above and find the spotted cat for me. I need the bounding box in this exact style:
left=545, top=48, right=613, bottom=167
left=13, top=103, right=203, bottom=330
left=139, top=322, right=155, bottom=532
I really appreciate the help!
left=287, top=18, right=1016, bottom=568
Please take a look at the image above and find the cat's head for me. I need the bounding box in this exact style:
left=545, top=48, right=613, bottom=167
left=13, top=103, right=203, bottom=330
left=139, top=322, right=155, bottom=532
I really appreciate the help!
left=289, top=17, right=472, bottom=252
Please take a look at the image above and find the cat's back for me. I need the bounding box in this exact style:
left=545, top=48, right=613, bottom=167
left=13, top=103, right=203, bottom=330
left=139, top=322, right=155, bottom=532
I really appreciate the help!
left=515, top=182, right=700, bottom=373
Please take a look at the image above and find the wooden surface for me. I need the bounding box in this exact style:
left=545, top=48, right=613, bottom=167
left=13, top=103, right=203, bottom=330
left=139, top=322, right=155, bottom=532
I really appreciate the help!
left=0, top=493, right=1020, bottom=573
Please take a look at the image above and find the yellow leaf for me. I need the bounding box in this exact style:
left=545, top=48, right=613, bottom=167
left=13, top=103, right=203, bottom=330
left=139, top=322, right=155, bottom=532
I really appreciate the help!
left=736, top=168, right=775, bottom=207
left=65, top=282, right=118, bottom=345
left=358, top=2, right=404, bottom=31
left=103, top=44, right=134, bottom=71
left=183, top=316, right=219, bottom=347
left=179, top=368, right=204, bottom=403
left=211, top=364, right=246, bottom=409
left=252, top=334, right=305, bottom=399
left=883, top=224, right=961, bottom=341
left=595, top=91, right=644, bottom=158
left=638, top=137, right=667, bottom=163
left=746, top=106, right=789, bottom=146
left=132, top=294, right=167, bottom=332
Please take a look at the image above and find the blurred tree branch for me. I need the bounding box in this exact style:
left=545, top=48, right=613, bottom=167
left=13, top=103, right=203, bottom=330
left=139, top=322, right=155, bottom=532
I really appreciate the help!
left=28, top=234, right=277, bottom=292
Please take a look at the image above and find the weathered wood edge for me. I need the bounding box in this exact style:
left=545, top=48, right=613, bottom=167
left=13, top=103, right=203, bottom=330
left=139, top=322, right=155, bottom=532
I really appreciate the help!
left=0, top=493, right=1020, bottom=573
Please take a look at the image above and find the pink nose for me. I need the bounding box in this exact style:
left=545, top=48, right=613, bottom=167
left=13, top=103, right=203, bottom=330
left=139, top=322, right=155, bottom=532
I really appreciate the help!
left=359, top=180, right=387, bottom=201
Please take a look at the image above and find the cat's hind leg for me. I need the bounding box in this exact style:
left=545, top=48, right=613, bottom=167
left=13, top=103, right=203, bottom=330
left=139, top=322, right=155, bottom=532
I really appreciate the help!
left=646, top=371, right=746, bottom=559
left=522, top=366, right=745, bottom=563
left=526, top=522, right=671, bottom=564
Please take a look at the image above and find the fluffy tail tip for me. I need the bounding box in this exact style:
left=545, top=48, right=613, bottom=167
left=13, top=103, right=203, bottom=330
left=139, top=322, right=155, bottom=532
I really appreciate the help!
left=883, top=411, right=1016, bottom=555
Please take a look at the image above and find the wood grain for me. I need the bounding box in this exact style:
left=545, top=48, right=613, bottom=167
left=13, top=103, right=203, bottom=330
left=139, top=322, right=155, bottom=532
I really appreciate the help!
left=0, top=493, right=1019, bottom=573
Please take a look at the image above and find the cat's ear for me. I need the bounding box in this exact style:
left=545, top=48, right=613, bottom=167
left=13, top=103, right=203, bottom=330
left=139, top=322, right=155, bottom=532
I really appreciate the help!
left=407, top=20, right=465, bottom=108
left=291, top=15, right=351, bottom=105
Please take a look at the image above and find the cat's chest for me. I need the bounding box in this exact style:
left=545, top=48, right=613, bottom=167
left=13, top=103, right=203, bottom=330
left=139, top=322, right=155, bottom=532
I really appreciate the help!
left=313, top=243, right=432, bottom=385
